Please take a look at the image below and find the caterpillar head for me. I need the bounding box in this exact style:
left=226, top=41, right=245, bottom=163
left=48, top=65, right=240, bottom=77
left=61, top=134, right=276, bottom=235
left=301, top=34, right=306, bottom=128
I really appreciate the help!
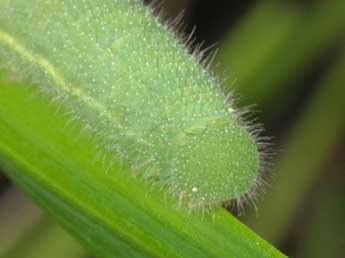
left=170, top=113, right=259, bottom=210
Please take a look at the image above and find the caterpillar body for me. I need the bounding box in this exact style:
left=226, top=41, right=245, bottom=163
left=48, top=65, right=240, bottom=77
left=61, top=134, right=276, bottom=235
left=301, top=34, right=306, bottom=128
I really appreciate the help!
left=0, top=0, right=262, bottom=210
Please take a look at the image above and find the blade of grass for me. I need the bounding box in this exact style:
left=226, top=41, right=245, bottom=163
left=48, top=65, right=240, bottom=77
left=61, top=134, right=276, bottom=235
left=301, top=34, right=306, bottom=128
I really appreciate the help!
left=244, top=50, right=345, bottom=243
left=0, top=79, right=286, bottom=258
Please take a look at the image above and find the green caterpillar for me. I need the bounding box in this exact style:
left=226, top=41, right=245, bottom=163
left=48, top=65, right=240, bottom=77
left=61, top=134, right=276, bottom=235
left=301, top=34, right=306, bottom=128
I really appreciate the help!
left=0, top=0, right=262, bottom=210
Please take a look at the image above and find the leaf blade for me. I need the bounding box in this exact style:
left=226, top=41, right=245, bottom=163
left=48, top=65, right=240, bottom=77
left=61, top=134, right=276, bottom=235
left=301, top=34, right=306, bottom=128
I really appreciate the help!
left=0, top=81, right=286, bottom=258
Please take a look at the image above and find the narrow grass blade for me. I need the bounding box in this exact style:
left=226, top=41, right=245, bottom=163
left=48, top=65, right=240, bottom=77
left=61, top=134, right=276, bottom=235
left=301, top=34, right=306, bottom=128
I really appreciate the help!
left=0, top=80, right=286, bottom=258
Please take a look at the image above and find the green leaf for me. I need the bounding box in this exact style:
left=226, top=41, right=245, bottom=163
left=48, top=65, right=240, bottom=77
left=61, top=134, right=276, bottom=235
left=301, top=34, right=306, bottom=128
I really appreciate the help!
left=0, top=80, right=286, bottom=258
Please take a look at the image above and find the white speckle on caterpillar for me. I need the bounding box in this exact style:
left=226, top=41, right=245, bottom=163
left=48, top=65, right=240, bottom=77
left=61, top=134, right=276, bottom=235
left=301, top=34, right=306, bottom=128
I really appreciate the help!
left=0, top=0, right=268, bottom=212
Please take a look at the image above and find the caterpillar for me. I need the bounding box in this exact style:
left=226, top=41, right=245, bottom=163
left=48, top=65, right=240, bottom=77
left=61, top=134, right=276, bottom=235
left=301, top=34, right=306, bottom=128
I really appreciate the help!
left=0, top=0, right=264, bottom=211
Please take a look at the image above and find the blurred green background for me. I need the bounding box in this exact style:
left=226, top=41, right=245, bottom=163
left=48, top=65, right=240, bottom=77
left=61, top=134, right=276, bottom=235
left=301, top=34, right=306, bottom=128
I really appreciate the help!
left=0, top=0, right=344, bottom=257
